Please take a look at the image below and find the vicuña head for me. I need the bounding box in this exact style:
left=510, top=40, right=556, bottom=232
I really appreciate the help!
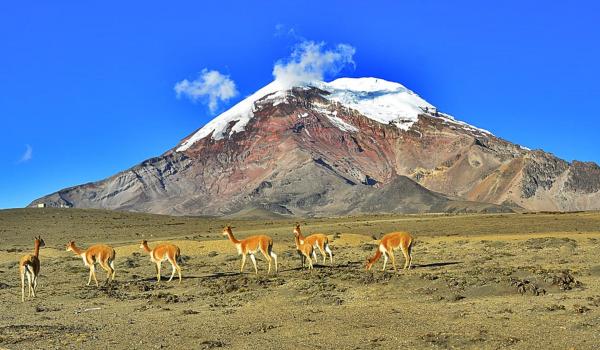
left=365, top=254, right=379, bottom=271
left=66, top=241, right=76, bottom=252
left=222, top=225, right=233, bottom=236
left=35, top=236, right=46, bottom=249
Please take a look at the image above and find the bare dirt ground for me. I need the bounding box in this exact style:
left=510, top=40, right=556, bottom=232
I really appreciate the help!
left=1, top=208, right=599, bottom=349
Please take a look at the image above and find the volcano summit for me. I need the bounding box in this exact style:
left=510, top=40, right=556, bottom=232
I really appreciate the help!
left=30, top=77, right=600, bottom=216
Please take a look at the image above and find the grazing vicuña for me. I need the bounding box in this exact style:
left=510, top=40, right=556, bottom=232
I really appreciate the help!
left=366, top=232, right=414, bottom=272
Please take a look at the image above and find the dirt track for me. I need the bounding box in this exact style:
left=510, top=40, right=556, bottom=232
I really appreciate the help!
left=1, top=209, right=600, bottom=349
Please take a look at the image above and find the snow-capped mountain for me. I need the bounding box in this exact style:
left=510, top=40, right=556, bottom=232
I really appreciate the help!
left=30, top=77, right=600, bottom=216
left=178, top=77, right=483, bottom=150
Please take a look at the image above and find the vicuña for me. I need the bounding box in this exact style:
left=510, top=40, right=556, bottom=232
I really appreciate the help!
left=140, top=240, right=182, bottom=283
left=19, top=236, right=45, bottom=302
left=66, top=241, right=116, bottom=286
left=293, top=224, right=333, bottom=265
left=366, top=232, right=414, bottom=272
left=222, top=226, right=278, bottom=274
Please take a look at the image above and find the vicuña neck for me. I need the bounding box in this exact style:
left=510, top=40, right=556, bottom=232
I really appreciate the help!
left=226, top=230, right=240, bottom=244
left=70, top=244, right=84, bottom=256
left=295, top=229, right=305, bottom=240
left=368, top=249, right=382, bottom=265
left=142, top=242, right=152, bottom=253
left=33, top=241, right=41, bottom=258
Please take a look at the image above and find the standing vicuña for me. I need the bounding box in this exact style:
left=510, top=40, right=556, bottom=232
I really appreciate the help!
left=66, top=241, right=116, bottom=286
left=222, top=226, right=278, bottom=274
left=294, top=229, right=314, bottom=269
left=19, top=236, right=45, bottom=302
left=139, top=240, right=182, bottom=283
left=365, top=232, right=414, bottom=272
left=293, top=224, right=333, bottom=264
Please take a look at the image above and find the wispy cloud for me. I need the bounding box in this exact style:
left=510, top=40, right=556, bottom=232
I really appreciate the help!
left=274, top=24, right=304, bottom=41
left=18, top=144, right=32, bottom=163
left=273, top=40, right=356, bottom=88
left=174, top=69, right=238, bottom=113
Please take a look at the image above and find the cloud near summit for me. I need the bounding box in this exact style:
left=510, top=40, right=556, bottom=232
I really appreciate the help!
left=175, top=40, right=355, bottom=113
left=273, top=41, right=356, bottom=87
left=175, top=69, right=238, bottom=113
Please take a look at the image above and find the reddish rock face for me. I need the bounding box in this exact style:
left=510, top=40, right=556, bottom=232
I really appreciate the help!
left=30, top=86, right=600, bottom=216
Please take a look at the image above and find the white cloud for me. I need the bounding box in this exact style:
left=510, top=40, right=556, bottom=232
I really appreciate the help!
left=18, top=144, right=32, bottom=163
left=273, top=41, right=356, bottom=87
left=174, top=69, right=238, bottom=112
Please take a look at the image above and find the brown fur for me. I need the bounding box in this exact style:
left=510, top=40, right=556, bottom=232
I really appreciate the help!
left=365, top=232, right=414, bottom=272
left=140, top=240, right=182, bottom=283
left=293, top=224, right=333, bottom=264
left=19, top=236, right=45, bottom=302
left=294, top=230, right=314, bottom=270
left=222, top=226, right=278, bottom=274
left=66, top=241, right=116, bottom=286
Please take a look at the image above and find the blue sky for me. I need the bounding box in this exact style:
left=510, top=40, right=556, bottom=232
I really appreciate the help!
left=1, top=1, right=599, bottom=209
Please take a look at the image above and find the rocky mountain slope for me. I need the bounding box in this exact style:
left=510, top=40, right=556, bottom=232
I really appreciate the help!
left=30, top=78, right=600, bottom=216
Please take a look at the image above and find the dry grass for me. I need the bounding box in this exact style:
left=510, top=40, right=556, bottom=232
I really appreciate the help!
left=0, top=208, right=599, bottom=349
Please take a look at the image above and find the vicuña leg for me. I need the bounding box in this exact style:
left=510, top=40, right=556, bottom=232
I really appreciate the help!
left=100, top=262, right=113, bottom=283
left=270, top=251, right=278, bottom=273
left=88, top=265, right=99, bottom=286
left=240, top=254, right=247, bottom=273
left=325, top=244, right=333, bottom=264
left=382, top=252, right=388, bottom=271
left=109, top=260, right=116, bottom=280
left=20, top=270, right=25, bottom=302
left=317, top=244, right=327, bottom=264
left=250, top=254, right=258, bottom=274
left=402, top=246, right=411, bottom=269
left=389, top=250, right=397, bottom=272
left=168, top=259, right=177, bottom=282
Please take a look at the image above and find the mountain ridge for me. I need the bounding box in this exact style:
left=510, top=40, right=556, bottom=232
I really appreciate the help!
left=29, top=77, right=600, bottom=216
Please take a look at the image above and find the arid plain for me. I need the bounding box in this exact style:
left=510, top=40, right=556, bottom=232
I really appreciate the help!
left=1, top=208, right=599, bottom=349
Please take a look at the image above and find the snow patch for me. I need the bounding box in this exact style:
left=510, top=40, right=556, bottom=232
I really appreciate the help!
left=326, top=115, right=358, bottom=132
left=317, top=77, right=434, bottom=131
left=176, top=77, right=493, bottom=151
left=177, top=81, right=285, bottom=151
left=437, top=112, right=492, bottom=135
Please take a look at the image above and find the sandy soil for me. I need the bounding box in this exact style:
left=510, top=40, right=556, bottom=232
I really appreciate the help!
left=1, top=209, right=599, bottom=349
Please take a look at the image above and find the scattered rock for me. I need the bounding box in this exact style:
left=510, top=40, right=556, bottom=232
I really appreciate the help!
left=545, top=304, right=566, bottom=312
left=573, top=304, right=591, bottom=314
left=508, top=278, right=546, bottom=296
left=548, top=271, right=582, bottom=290
left=200, top=340, right=226, bottom=349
